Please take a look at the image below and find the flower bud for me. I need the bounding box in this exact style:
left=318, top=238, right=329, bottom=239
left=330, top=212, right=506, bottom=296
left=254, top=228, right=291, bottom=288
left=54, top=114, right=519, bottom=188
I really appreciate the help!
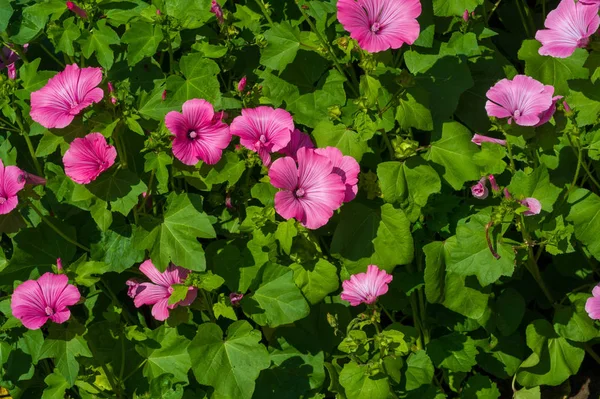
left=161, top=90, right=167, bottom=101
left=488, top=175, right=500, bottom=193
left=66, top=1, right=88, bottom=19
left=471, top=177, right=489, bottom=199
left=56, top=258, right=63, bottom=271
left=237, top=76, right=247, bottom=92
left=229, top=292, right=243, bottom=306
left=210, top=0, right=224, bottom=24
left=462, top=9, right=469, bottom=22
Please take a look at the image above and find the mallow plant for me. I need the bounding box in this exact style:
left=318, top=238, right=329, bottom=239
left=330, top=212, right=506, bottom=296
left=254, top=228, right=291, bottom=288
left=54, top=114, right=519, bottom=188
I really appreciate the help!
left=1, top=0, right=600, bottom=398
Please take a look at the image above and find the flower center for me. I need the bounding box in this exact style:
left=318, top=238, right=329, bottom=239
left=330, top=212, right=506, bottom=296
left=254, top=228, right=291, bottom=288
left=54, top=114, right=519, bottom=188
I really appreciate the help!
left=513, top=109, right=521, bottom=119
left=45, top=306, right=54, bottom=316
left=168, top=286, right=174, bottom=294
left=371, top=22, right=381, bottom=33
left=259, top=134, right=267, bottom=144
left=188, top=130, right=198, bottom=139
left=578, top=37, right=590, bottom=48
left=295, top=188, right=306, bottom=198
left=0, top=197, right=6, bottom=205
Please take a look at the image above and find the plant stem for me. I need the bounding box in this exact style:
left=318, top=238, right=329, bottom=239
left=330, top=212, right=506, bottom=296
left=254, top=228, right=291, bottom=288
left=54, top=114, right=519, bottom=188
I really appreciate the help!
left=487, top=0, right=503, bottom=23
left=503, top=132, right=516, bottom=173
left=571, top=144, right=583, bottom=190
left=40, top=44, right=65, bottom=68
left=254, top=0, right=274, bottom=26
left=381, top=130, right=395, bottom=159
left=567, top=134, right=600, bottom=189
left=584, top=344, right=600, bottom=365
left=138, top=169, right=155, bottom=212
left=409, top=294, right=424, bottom=350
left=14, top=112, right=43, bottom=176
left=516, top=0, right=531, bottom=37
left=520, top=215, right=554, bottom=304
left=201, top=289, right=216, bottom=322
left=27, top=201, right=91, bottom=252
left=122, top=359, right=147, bottom=383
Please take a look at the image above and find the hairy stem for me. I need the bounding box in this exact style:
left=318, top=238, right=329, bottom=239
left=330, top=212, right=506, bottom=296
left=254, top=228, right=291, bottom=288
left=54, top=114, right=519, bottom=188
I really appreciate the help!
left=254, top=0, right=274, bottom=26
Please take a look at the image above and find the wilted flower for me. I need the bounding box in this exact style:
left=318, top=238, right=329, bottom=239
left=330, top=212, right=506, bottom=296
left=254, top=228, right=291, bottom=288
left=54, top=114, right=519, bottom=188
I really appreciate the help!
left=210, top=0, right=224, bottom=24
left=0, top=159, right=26, bottom=215
left=521, top=197, right=542, bottom=216
left=0, top=45, right=26, bottom=80
left=471, top=177, right=489, bottom=200
left=229, top=292, right=243, bottom=306
left=341, top=265, right=393, bottom=306
left=471, top=134, right=506, bottom=146
left=11, top=273, right=80, bottom=330
left=63, top=133, right=117, bottom=184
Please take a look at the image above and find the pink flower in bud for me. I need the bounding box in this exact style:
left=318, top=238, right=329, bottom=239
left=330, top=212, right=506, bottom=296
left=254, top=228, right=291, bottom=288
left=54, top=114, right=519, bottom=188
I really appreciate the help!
left=156, top=9, right=161, bottom=15
left=18, top=171, right=46, bottom=186
left=56, top=258, right=63, bottom=271
left=471, top=177, right=489, bottom=199
left=161, top=90, right=167, bottom=101
left=504, top=188, right=511, bottom=199
left=521, top=197, right=542, bottom=216
left=7, top=63, right=15, bottom=80
left=225, top=193, right=234, bottom=209
left=463, top=9, right=469, bottom=21
left=210, top=0, right=224, bottom=24
left=111, top=97, right=117, bottom=105
left=237, top=76, right=247, bottom=92
left=66, top=1, right=88, bottom=19
left=563, top=101, right=572, bottom=113
left=471, top=134, right=507, bottom=146
left=488, top=175, right=500, bottom=193
left=107, top=82, right=114, bottom=93
left=229, top=292, right=243, bottom=306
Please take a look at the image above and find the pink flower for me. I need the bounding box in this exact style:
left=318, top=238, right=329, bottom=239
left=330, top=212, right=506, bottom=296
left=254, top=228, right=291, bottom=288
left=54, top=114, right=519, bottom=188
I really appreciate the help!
left=488, top=175, right=500, bottom=193
left=535, top=95, right=563, bottom=126
left=231, top=106, right=294, bottom=166
left=341, top=265, right=393, bottom=306
left=237, top=76, right=247, bottom=92
left=0, top=159, right=26, bottom=215
left=336, top=0, right=421, bottom=53
left=315, top=146, right=360, bottom=203
left=11, top=273, right=80, bottom=330
left=66, top=1, right=87, bottom=19
left=504, top=188, right=511, bottom=199
left=30, top=64, right=103, bottom=129
left=1, top=46, right=24, bottom=80
left=229, top=292, right=243, bottom=306
left=63, top=133, right=117, bottom=184
left=165, top=99, right=231, bottom=166
left=126, top=279, right=143, bottom=298
left=471, top=177, right=489, bottom=199
left=471, top=134, right=506, bottom=146
left=56, top=258, right=63, bottom=271
left=132, top=260, right=198, bottom=321
left=585, top=285, right=600, bottom=320
left=279, top=129, right=314, bottom=160
left=161, top=90, right=167, bottom=101
left=521, top=197, right=542, bottom=216
left=156, top=9, right=162, bottom=15
left=535, top=0, right=599, bottom=58
left=268, top=148, right=345, bottom=229
left=563, top=101, right=572, bottom=113
left=462, top=9, right=469, bottom=21
left=18, top=171, right=46, bottom=186
left=210, top=0, right=224, bottom=24
left=580, top=0, right=600, bottom=5
left=485, top=75, right=555, bottom=127
left=225, top=193, right=234, bottom=210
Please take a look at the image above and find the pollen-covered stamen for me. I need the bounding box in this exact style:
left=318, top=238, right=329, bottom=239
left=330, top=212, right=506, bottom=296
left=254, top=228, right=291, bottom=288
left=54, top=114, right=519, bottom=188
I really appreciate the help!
left=0, top=197, right=5, bottom=205
left=259, top=134, right=268, bottom=144
left=45, top=306, right=54, bottom=316
left=513, top=109, right=521, bottom=120
left=370, top=22, right=381, bottom=33
left=188, top=130, right=198, bottom=139
left=295, top=188, right=306, bottom=198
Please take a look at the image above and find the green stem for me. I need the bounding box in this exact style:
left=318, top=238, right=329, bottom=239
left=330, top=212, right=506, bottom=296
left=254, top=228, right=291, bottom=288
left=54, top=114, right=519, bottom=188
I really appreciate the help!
left=27, top=201, right=90, bottom=252
left=409, top=294, right=424, bottom=350
left=40, top=44, right=65, bottom=68
left=487, top=0, right=502, bottom=23
left=516, top=0, right=531, bottom=37
left=114, top=124, right=128, bottom=169
left=15, top=113, right=43, bottom=176
left=254, top=0, right=274, bottom=26
left=378, top=303, right=394, bottom=323
left=201, top=289, right=216, bottom=322
left=584, top=344, right=600, bottom=365
left=122, top=360, right=147, bottom=383
left=503, top=132, right=516, bottom=173
left=568, top=134, right=600, bottom=190
left=542, top=0, right=546, bottom=20
left=138, top=169, right=155, bottom=213
left=381, top=131, right=394, bottom=159
left=571, top=144, right=583, bottom=190
left=520, top=215, right=554, bottom=304
left=99, top=280, right=136, bottom=326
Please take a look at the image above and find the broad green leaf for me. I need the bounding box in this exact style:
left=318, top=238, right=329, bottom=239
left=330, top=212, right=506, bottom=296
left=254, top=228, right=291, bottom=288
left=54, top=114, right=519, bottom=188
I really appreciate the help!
left=567, top=188, right=600, bottom=261
left=567, top=79, right=600, bottom=126
left=86, top=169, right=147, bottom=216
left=518, top=40, right=588, bottom=95
left=477, top=333, right=524, bottom=379
left=508, top=166, right=561, bottom=212
left=0, top=0, right=13, bottom=33
left=339, top=361, right=390, bottom=399
left=433, top=0, right=482, bottom=16
left=514, top=387, right=541, bottom=399
left=189, top=321, right=270, bottom=399
left=73, top=261, right=111, bottom=287
left=135, top=193, right=216, bottom=271
left=424, top=122, right=480, bottom=190
left=49, top=17, right=80, bottom=57
left=496, top=288, right=525, bottom=336
left=404, top=350, right=434, bottom=391
left=89, top=201, right=112, bottom=232
left=90, top=216, right=145, bottom=273
left=195, top=271, right=225, bottom=291
left=202, top=151, right=246, bottom=187
left=517, top=319, right=585, bottom=387
left=121, top=21, right=163, bottom=66
left=313, top=120, right=369, bottom=162
left=42, top=371, right=69, bottom=399
left=290, top=258, right=339, bottom=304
left=360, top=75, right=382, bottom=109
left=166, top=53, right=221, bottom=106
left=553, top=293, right=598, bottom=342
left=243, top=263, right=310, bottom=327
left=396, top=87, right=433, bottom=131
left=261, top=22, right=303, bottom=71
left=423, top=241, right=445, bottom=304
left=427, top=333, right=478, bottom=372
left=144, top=152, right=172, bottom=194
left=442, top=272, right=490, bottom=320
left=136, top=326, right=191, bottom=384
left=79, top=20, right=119, bottom=69
left=233, top=4, right=263, bottom=33
left=373, top=204, right=415, bottom=268
left=38, top=323, right=92, bottom=387
left=461, top=375, right=500, bottom=399
left=275, top=219, right=297, bottom=255
left=473, top=143, right=507, bottom=176
left=165, top=0, right=213, bottom=29
left=19, top=58, right=56, bottom=93
left=18, top=329, right=44, bottom=364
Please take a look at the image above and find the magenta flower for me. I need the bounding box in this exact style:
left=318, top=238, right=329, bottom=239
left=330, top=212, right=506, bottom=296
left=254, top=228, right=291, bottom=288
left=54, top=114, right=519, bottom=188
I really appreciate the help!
left=229, top=292, right=243, bottom=307
left=521, top=197, right=542, bottom=216
left=131, top=260, right=197, bottom=321
left=231, top=106, right=294, bottom=166
left=535, top=0, right=599, bottom=58
left=279, top=129, right=314, bottom=160
left=237, top=76, right=247, bottom=92
left=11, top=273, right=80, bottom=330
left=536, top=95, right=563, bottom=126
left=268, top=148, right=345, bottom=229
left=485, top=75, right=555, bottom=127
left=471, top=134, right=506, bottom=146
left=19, top=170, right=46, bottom=186
left=1, top=46, right=23, bottom=80
left=341, top=265, right=393, bottom=306
left=30, top=64, right=103, bottom=129
left=210, top=0, right=224, bottom=24
left=165, top=99, right=231, bottom=166
left=471, top=177, right=489, bottom=200
left=580, top=0, right=600, bottom=5
left=337, top=0, right=421, bottom=53
left=66, top=1, right=87, bottom=19
left=126, top=279, right=142, bottom=298
left=315, top=146, right=360, bottom=203
left=56, top=258, right=63, bottom=271
left=563, top=101, right=572, bottom=113
left=63, top=133, right=117, bottom=184
left=0, top=159, right=26, bottom=215
left=585, top=285, right=600, bottom=320
left=488, top=175, right=500, bottom=193
left=462, top=9, right=469, bottom=22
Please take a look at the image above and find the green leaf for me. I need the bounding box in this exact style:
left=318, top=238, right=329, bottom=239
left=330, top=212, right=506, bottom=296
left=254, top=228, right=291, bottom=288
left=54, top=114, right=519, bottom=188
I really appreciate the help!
left=566, top=79, right=600, bottom=126
left=514, top=387, right=541, bottom=399
left=423, top=241, right=445, bottom=304
left=424, top=122, right=480, bottom=190
left=472, top=143, right=507, bottom=176
left=165, top=0, right=213, bottom=29
left=79, top=20, right=119, bottom=69
left=518, top=40, right=589, bottom=95
left=427, top=333, right=478, bottom=373
left=0, top=0, right=13, bottom=33
left=136, top=326, right=191, bottom=384
left=478, top=333, right=524, bottom=379
left=189, top=321, right=270, bottom=399
left=49, top=18, right=80, bottom=57
left=233, top=4, right=263, bottom=33
left=433, top=0, right=482, bottom=16
left=461, top=375, right=500, bottom=399
left=260, top=22, right=302, bottom=71
left=42, top=370, right=69, bottom=399
left=86, top=169, right=147, bottom=216
left=290, top=258, right=339, bottom=305
left=275, top=219, right=297, bottom=255
left=313, top=121, right=369, bottom=162
left=19, top=58, right=56, bottom=93
left=38, top=323, right=92, bottom=387
left=135, top=193, right=216, bottom=271
left=508, top=166, right=561, bottom=212
left=517, top=319, right=585, bottom=387
left=243, top=263, right=310, bottom=327
left=567, top=188, right=600, bottom=261
left=213, top=293, right=238, bottom=321
left=196, top=271, right=225, bottom=291
left=90, top=216, right=145, bottom=273
left=121, top=21, right=163, bottom=66
left=553, top=293, right=598, bottom=342
left=73, top=261, right=111, bottom=287
left=496, top=288, right=525, bottom=336
left=444, top=214, right=516, bottom=286
left=202, top=151, right=245, bottom=186
left=373, top=204, right=415, bottom=268
left=166, top=53, right=221, bottom=106
left=404, top=350, right=434, bottom=391
left=168, top=284, right=190, bottom=305
left=89, top=201, right=112, bottom=232
left=442, top=272, right=490, bottom=320
left=396, top=87, right=434, bottom=131
left=144, top=152, right=173, bottom=194
left=339, top=361, right=390, bottom=399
